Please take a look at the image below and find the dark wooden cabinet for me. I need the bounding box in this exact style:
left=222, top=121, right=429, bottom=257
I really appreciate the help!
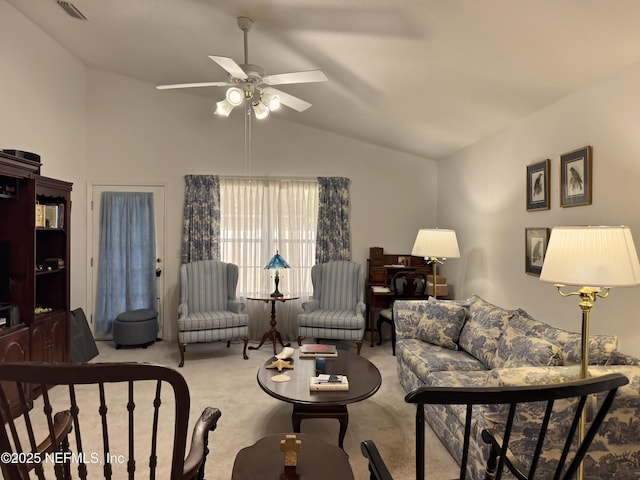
left=0, top=151, right=72, bottom=370
left=0, top=325, right=31, bottom=412
left=30, top=313, right=68, bottom=363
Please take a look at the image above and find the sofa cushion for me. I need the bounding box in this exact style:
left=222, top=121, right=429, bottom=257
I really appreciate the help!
left=562, top=334, right=618, bottom=366
left=458, top=295, right=512, bottom=368
left=396, top=339, right=486, bottom=391
left=493, top=325, right=563, bottom=368
left=415, top=299, right=467, bottom=350
left=178, top=311, right=249, bottom=331
left=510, top=309, right=618, bottom=365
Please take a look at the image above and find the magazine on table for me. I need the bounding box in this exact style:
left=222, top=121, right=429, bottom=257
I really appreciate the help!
left=299, top=343, right=338, bottom=357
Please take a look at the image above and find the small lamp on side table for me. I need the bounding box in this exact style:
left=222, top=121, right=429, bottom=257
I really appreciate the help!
left=264, top=251, right=291, bottom=298
left=540, top=225, right=640, bottom=480
left=411, top=228, right=460, bottom=299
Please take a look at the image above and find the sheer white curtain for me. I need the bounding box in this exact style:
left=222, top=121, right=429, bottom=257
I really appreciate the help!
left=219, top=178, right=318, bottom=340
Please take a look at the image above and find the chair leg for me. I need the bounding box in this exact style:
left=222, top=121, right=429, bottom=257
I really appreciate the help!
left=356, top=339, right=363, bottom=355
left=226, top=340, right=231, bottom=348
left=391, top=320, right=397, bottom=356
left=296, top=336, right=304, bottom=346
left=242, top=337, right=249, bottom=360
left=178, top=343, right=186, bottom=368
left=484, top=445, right=498, bottom=480
left=376, top=316, right=384, bottom=346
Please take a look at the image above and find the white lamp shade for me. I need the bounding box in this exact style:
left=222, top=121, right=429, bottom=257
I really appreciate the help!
left=214, top=99, right=235, bottom=117
left=540, top=226, right=640, bottom=287
left=252, top=101, right=270, bottom=119
left=226, top=87, right=244, bottom=106
left=411, top=228, right=460, bottom=259
left=261, top=91, right=280, bottom=110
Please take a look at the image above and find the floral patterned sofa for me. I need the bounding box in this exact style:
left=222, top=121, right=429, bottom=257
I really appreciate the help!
left=394, top=294, right=640, bottom=479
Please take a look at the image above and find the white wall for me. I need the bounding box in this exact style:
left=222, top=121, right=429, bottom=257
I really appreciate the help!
left=438, top=60, right=640, bottom=356
left=84, top=68, right=437, bottom=338
left=0, top=0, right=87, bottom=311
left=1, top=1, right=438, bottom=341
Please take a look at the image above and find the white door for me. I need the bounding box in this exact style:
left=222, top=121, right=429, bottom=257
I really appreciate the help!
left=87, top=184, right=166, bottom=339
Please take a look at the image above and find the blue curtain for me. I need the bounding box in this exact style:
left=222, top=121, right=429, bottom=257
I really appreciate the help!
left=95, top=192, right=157, bottom=336
left=181, top=175, right=220, bottom=263
left=316, top=177, right=351, bottom=263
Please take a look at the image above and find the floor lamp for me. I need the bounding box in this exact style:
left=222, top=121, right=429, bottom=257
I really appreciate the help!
left=540, top=225, right=640, bottom=480
left=411, top=228, right=460, bottom=299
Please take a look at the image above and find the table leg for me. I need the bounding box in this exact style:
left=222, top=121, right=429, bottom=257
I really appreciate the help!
left=292, top=404, right=349, bottom=449
left=249, top=299, right=290, bottom=355
left=369, top=307, right=376, bottom=347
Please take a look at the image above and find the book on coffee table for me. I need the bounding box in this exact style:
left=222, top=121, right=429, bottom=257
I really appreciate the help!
left=299, top=343, right=338, bottom=358
left=309, top=374, right=349, bottom=391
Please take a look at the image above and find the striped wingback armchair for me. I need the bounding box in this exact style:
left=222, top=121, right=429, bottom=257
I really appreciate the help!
left=178, top=260, right=249, bottom=366
left=297, top=260, right=366, bottom=354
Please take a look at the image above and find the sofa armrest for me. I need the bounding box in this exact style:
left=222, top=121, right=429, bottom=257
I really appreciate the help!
left=178, top=302, right=188, bottom=319
left=228, top=299, right=246, bottom=314
left=302, top=298, right=320, bottom=313
left=356, top=301, right=366, bottom=317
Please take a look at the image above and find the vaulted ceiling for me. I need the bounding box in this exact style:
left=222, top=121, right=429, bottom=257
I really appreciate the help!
left=8, top=0, right=640, bottom=160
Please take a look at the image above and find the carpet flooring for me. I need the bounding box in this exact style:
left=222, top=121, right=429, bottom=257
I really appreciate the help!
left=91, top=338, right=459, bottom=479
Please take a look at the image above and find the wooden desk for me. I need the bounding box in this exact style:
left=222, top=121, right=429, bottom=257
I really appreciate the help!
left=232, top=433, right=354, bottom=480
left=366, top=288, right=395, bottom=347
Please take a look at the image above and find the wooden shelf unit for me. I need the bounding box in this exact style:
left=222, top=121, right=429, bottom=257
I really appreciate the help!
left=0, top=151, right=72, bottom=406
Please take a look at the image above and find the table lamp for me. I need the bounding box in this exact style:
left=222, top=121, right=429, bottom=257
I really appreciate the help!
left=264, top=251, right=291, bottom=298
left=540, top=225, right=640, bottom=479
left=411, top=228, right=460, bottom=299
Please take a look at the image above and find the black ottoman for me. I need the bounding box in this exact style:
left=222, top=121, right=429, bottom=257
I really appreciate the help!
left=113, top=308, right=158, bottom=349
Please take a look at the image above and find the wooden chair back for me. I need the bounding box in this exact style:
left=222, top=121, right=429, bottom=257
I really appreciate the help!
left=361, top=373, right=628, bottom=480
left=0, top=362, right=221, bottom=479
left=390, top=271, right=427, bottom=299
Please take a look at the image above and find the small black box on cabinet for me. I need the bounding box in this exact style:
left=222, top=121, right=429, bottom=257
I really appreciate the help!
left=1, top=149, right=41, bottom=173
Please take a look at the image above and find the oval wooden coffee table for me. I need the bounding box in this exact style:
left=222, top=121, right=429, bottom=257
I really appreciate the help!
left=257, top=348, right=382, bottom=448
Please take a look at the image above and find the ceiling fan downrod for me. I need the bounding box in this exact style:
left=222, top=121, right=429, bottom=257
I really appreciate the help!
left=237, top=16, right=254, bottom=66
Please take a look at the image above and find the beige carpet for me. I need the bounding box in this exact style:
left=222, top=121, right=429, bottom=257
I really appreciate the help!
left=88, top=338, right=459, bottom=479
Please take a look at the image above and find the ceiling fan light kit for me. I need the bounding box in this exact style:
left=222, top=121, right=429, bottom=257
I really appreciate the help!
left=214, top=99, right=234, bottom=117
left=157, top=16, right=327, bottom=120
left=225, top=87, right=245, bottom=106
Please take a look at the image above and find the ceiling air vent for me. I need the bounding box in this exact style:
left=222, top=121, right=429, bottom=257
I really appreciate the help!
left=56, top=1, right=87, bottom=21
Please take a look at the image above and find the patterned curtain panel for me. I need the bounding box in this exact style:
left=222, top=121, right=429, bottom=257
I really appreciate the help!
left=316, top=177, right=352, bottom=263
left=181, top=175, right=220, bottom=263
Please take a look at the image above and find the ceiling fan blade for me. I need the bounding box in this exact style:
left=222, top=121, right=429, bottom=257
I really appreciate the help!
left=156, top=81, right=230, bottom=90
left=208, top=55, right=248, bottom=80
left=262, top=70, right=328, bottom=86
left=262, top=87, right=312, bottom=112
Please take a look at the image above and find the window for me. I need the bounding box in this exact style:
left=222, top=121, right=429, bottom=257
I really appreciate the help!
left=219, top=178, right=318, bottom=297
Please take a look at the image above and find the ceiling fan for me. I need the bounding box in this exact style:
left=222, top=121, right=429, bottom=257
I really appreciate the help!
left=156, top=16, right=328, bottom=118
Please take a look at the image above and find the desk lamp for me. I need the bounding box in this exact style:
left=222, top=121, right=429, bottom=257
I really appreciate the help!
left=411, top=228, right=460, bottom=299
left=264, top=251, right=291, bottom=298
left=540, top=225, right=640, bottom=479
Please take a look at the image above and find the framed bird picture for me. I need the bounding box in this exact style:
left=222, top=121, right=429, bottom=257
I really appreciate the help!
left=525, top=227, right=550, bottom=276
left=560, top=146, right=592, bottom=207
left=526, top=159, right=550, bottom=211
